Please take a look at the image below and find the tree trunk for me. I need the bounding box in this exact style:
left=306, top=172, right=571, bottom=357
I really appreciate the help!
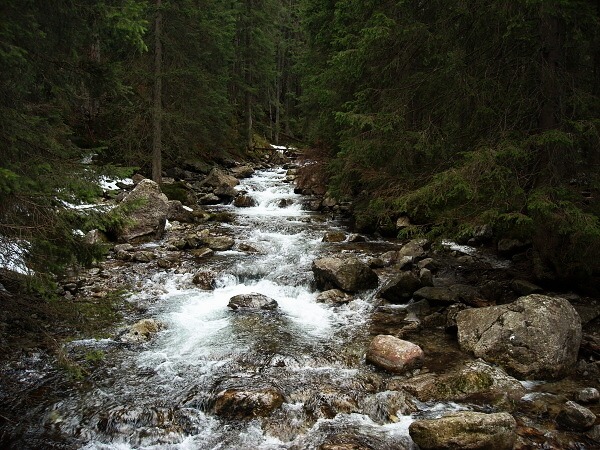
left=152, top=0, right=163, bottom=184
left=539, top=5, right=561, bottom=131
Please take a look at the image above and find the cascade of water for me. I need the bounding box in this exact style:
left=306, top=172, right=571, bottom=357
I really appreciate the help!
left=44, top=167, right=419, bottom=450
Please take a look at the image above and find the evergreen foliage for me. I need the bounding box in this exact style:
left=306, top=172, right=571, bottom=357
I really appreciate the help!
left=300, top=0, right=600, bottom=283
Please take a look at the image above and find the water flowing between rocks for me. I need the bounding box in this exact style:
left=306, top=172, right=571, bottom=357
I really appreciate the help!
left=42, top=168, right=479, bottom=449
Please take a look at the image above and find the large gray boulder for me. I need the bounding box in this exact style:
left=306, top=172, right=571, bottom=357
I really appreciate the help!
left=312, top=257, right=378, bottom=293
left=409, top=411, right=517, bottom=450
left=366, top=335, right=424, bottom=374
left=457, top=294, right=582, bottom=379
left=115, top=179, right=169, bottom=243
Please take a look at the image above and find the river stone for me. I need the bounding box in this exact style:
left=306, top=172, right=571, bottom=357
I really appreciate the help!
left=121, top=318, right=164, bottom=343
left=213, top=387, right=284, bottom=419
left=322, top=231, right=346, bottom=243
left=231, top=165, right=255, bottom=179
left=167, top=200, right=194, bottom=223
left=399, top=360, right=525, bottom=408
left=114, top=179, right=169, bottom=243
left=497, top=238, right=529, bottom=256
left=366, top=335, right=424, bottom=374
left=312, top=257, right=379, bottom=293
left=198, top=193, right=221, bottom=205
left=233, top=195, right=256, bottom=207
left=379, top=272, right=422, bottom=303
left=577, top=387, right=600, bottom=404
left=556, top=401, right=597, bottom=431
left=132, top=250, right=155, bottom=263
left=205, top=236, right=235, bottom=251
left=190, top=247, right=214, bottom=259
left=456, top=294, right=582, bottom=379
left=201, top=167, right=239, bottom=189
left=398, top=239, right=428, bottom=259
left=419, top=268, right=434, bottom=287
left=409, top=411, right=517, bottom=450
left=510, top=279, right=543, bottom=296
left=228, top=293, right=278, bottom=310
left=316, top=289, right=353, bottom=305
left=192, top=271, right=217, bottom=290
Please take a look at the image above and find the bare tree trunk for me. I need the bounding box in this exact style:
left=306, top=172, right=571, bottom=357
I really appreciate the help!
left=152, top=0, right=163, bottom=184
left=245, top=0, right=253, bottom=150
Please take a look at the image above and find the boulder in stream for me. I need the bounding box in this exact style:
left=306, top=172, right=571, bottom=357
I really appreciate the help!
left=205, top=236, right=235, bottom=251
left=556, top=401, right=597, bottom=431
left=398, top=360, right=525, bottom=409
left=456, top=294, right=582, bottom=379
left=316, top=289, right=353, bottom=305
left=366, top=335, right=424, bottom=374
left=233, top=195, right=256, bottom=207
left=379, top=272, right=422, bottom=303
left=228, top=293, right=278, bottom=311
left=121, top=318, right=164, bottom=343
left=409, top=411, right=517, bottom=450
left=213, top=387, right=284, bottom=419
left=312, top=257, right=378, bottom=293
left=113, top=179, right=169, bottom=243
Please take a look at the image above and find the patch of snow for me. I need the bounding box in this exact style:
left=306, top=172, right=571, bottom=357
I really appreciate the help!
left=99, top=176, right=134, bottom=191
left=0, top=237, right=31, bottom=275
left=182, top=205, right=193, bottom=212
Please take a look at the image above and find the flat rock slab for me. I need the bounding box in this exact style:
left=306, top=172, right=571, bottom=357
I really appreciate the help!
left=409, top=411, right=517, bottom=450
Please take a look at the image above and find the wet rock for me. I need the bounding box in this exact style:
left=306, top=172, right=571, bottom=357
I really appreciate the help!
left=114, top=243, right=134, bottom=253
left=398, top=239, right=428, bottom=259
left=192, top=271, right=217, bottom=290
left=238, top=242, right=261, bottom=253
left=399, top=360, right=525, bottom=408
left=201, top=167, right=239, bottom=189
left=322, top=231, right=346, bottom=243
left=409, top=411, right=517, bottom=450
left=231, top=165, right=255, bottom=179
left=228, top=293, right=278, bottom=310
left=213, top=387, right=284, bottom=419
left=113, top=179, right=169, bottom=243
left=497, top=238, right=529, bottom=257
left=198, top=193, right=221, bottom=205
left=213, top=184, right=237, bottom=200
left=121, top=319, right=164, bottom=343
left=233, top=195, right=256, bottom=207
left=278, top=198, right=294, bottom=208
left=380, top=251, right=399, bottom=267
left=510, top=279, right=543, bottom=296
left=316, top=289, right=353, bottom=305
left=132, top=251, right=155, bottom=263
left=305, top=390, right=359, bottom=419
left=419, top=268, right=434, bottom=287
left=366, top=335, right=424, bottom=374
left=417, top=258, right=438, bottom=271
left=379, top=272, right=422, bottom=303
left=414, top=285, right=474, bottom=305
left=577, top=387, right=600, bottom=404
left=190, top=247, right=214, bottom=259
left=347, top=234, right=366, bottom=243
left=167, top=200, right=194, bottom=223
left=205, top=236, right=235, bottom=251
left=457, top=294, right=582, bottom=379
left=445, top=303, right=470, bottom=333
left=312, top=257, right=379, bottom=293
left=556, top=401, right=596, bottom=431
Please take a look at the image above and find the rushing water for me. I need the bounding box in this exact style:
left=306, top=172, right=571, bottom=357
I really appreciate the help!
left=41, top=167, right=423, bottom=449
